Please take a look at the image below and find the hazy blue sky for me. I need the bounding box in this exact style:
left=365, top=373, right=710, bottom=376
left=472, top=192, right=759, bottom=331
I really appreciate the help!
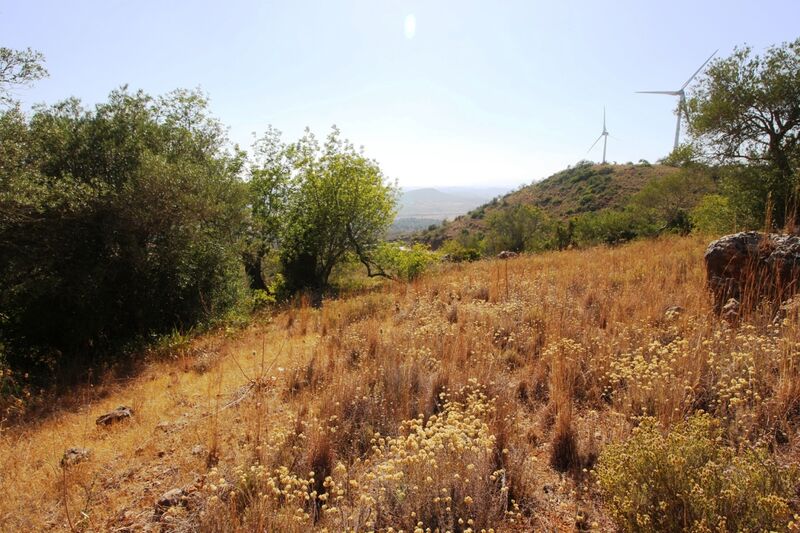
left=2, top=0, right=798, bottom=188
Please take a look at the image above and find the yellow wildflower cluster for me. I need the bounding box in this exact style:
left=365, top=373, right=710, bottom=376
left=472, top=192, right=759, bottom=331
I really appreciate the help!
left=329, top=385, right=515, bottom=531
left=596, top=413, right=797, bottom=532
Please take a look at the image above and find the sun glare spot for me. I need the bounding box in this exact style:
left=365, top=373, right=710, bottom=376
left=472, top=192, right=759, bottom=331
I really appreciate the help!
left=404, top=14, right=416, bottom=39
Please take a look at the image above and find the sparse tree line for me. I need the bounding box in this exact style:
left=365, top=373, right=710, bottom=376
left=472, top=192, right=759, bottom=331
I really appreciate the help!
left=0, top=37, right=798, bottom=384
left=0, top=48, right=408, bottom=383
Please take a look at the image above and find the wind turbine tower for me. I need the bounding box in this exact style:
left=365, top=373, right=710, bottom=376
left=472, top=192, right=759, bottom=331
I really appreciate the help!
left=588, top=107, right=609, bottom=164
left=637, top=50, right=718, bottom=151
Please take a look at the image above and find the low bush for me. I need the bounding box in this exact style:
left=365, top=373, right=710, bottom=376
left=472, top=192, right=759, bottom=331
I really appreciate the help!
left=596, top=413, right=798, bottom=532
left=374, top=242, right=438, bottom=281
left=440, top=239, right=482, bottom=262
left=485, top=204, right=555, bottom=253
left=691, top=194, right=739, bottom=236
left=572, top=208, right=658, bottom=246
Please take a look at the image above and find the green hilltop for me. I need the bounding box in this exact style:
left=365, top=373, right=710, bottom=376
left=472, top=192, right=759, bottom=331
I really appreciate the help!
left=420, top=162, right=681, bottom=246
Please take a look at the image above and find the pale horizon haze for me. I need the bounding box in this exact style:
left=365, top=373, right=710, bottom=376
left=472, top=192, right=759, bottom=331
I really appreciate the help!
left=2, top=0, right=798, bottom=188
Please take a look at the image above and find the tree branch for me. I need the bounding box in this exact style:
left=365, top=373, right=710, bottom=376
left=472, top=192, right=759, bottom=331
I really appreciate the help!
left=346, top=224, right=395, bottom=280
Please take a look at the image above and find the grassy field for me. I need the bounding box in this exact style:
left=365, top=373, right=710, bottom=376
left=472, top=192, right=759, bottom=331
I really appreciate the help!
left=2, top=235, right=799, bottom=531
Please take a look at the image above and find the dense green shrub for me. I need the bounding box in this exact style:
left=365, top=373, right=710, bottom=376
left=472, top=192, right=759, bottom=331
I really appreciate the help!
left=572, top=208, right=658, bottom=246
left=690, top=194, right=739, bottom=235
left=716, top=164, right=778, bottom=230
left=0, top=88, right=248, bottom=377
left=439, top=239, right=482, bottom=262
left=374, top=242, right=438, bottom=281
left=596, top=414, right=798, bottom=532
left=628, top=169, right=716, bottom=234
left=485, top=204, right=555, bottom=253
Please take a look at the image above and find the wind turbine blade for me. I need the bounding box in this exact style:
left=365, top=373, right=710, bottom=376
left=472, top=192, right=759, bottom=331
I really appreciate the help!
left=587, top=133, right=604, bottom=153
left=603, top=106, right=606, bottom=130
left=636, top=90, right=681, bottom=95
left=680, top=49, right=718, bottom=90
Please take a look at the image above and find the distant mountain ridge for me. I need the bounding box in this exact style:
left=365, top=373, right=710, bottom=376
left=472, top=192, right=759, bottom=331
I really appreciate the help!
left=390, top=185, right=510, bottom=235
left=397, top=187, right=508, bottom=218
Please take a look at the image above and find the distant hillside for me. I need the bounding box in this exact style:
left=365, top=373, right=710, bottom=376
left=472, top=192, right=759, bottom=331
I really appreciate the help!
left=388, top=217, right=442, bottom=236
left=421, top=163, right=680, bottom=244
left=390, top=186, right=509, bottom=236
left=397, top=187, right=507, bottom=219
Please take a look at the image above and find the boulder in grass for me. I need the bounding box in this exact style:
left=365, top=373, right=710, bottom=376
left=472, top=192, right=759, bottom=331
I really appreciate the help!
left=157, top=488, right=186, bottom=510
left=96, top=406, right=133, bottom=426
left=664, top=305, right=685, bottom=321
left=61, top=447, right=91, bottom=467
left=153, top=488, right=186, bottom=520
left=704, top=231, right=800, bottom=313
left=722, top=298, right=741, bottom=323
left=497, top=250, right=519, bottom=259
left=154, top=485, right=201, bottom=520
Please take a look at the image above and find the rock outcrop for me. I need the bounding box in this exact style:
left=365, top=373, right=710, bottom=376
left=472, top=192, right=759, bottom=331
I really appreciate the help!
left=96, top=406, right=133, bottom=426
left=705, top=231, right=800, bottom=312
left=664, top=305, right=685, bottom=320
left=497, top=250, right=519, bottom=259
left=61, top=447, right=91, bottom=467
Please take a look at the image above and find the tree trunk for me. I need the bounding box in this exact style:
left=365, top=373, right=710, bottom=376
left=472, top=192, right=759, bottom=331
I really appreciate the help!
left=243, top=251, right=267, bottom=291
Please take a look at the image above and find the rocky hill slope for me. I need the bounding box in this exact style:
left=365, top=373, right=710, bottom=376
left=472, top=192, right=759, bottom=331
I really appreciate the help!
left=421, top=162, right=679, bottom=244
left=3, top=236, right=796, bottom=532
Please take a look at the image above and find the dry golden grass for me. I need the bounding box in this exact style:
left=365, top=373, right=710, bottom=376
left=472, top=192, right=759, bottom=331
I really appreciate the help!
left=2, top=235, right=799, bottom=531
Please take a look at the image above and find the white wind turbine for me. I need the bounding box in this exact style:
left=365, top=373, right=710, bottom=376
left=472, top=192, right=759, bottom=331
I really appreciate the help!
left=588, top=107, right=609, bottom=164
left=637, top=50, right=718, bottom=151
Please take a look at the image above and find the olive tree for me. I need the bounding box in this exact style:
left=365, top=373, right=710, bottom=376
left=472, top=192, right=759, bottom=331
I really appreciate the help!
left=246, top=127, right=292, bottom=290
left=687, top=38, right=800, bottom=224
left=0, top=87, right=248, bottom=376
left=485, top=204, right=553, bottom=253
left=0, top=47, right=48, bottom=106
left=277, top=127, right=398, bottom=292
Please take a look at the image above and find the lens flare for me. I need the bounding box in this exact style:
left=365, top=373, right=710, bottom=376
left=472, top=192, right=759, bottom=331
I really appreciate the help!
left=404, top=14, right=416, bottom=39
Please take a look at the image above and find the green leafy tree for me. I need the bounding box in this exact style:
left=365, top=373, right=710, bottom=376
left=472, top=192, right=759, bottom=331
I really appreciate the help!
left=715, top=164, right=772, bottom=229
left=687, top=38, right=800, bottom=224
left=373, top=242, right=438, bottom=281
left=246, top=127, right=292, bottom=291
left=658, top=143, right=702, bottom=168
left=485, top=204, right=553, bottom=253
left=277, top=127, right=398, bottom=292
left=0, top=47, right=48, bottom=105
left=629, top=170, right=716, bottom=233
left=0, top=87, right=247, bottom=377
left=690, top=194, right=739, bottom=235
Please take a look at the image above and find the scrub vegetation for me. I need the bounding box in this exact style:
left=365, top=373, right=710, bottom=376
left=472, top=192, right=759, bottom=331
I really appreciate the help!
left=0, top=37, right=799, bottom=532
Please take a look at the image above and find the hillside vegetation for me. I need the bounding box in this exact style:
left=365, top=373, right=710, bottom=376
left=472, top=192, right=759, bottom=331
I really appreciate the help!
left=3, top=236, right=799, bottom=531
left=421, top=163, right=681, bottom=246
left=1, top=37, right=799, bottom=533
